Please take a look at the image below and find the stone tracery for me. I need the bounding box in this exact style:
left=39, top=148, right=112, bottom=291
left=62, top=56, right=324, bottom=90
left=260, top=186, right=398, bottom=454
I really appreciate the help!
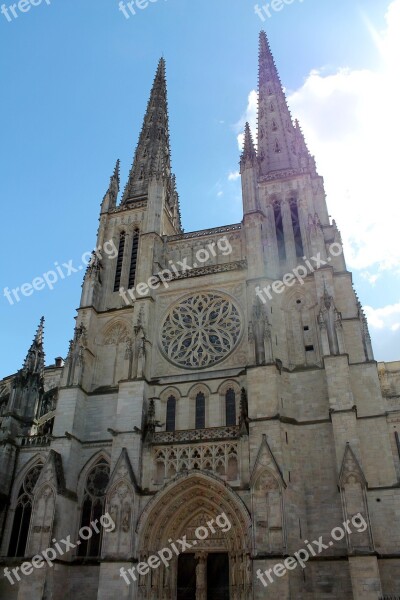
left=153, top=442, right=239, bottom=483
left=160, top=292, right=243, bottom=369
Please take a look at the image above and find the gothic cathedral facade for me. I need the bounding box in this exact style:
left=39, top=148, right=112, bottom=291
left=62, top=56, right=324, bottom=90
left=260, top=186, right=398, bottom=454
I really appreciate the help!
left=1, top=32, right=400, bottom=600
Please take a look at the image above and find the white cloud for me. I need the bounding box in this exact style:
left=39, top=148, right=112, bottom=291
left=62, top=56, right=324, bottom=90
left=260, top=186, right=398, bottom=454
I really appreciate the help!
left=287, top=0, right=400, bottom=273
left=228, top=171, right=240, bottom=181
left=364, top=302, right=400, bottom=330
left=360, top=271, right=381, bottom=286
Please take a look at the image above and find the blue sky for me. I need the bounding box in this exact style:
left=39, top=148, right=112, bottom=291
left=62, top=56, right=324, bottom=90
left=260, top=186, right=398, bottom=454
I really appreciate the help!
left=1, top=0, right=399, bottom=377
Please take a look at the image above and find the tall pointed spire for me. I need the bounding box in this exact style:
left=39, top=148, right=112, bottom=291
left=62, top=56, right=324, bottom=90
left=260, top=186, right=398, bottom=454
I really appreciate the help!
left=122, top=58, right=172, bottom=203
left=258, top=31, right=301, bottom=177
left=22, top=316, right=45, bottom=376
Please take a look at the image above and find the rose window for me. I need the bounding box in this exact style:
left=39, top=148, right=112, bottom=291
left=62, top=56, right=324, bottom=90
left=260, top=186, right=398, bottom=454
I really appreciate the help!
left=160, top=292, right=242, bottom=369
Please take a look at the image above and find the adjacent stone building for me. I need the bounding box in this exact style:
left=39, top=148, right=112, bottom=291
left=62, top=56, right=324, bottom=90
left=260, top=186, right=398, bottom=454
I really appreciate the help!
left=1, top=31, right=400, bottom=600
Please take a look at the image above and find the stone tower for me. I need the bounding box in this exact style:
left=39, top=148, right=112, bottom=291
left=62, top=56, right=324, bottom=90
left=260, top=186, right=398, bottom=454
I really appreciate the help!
left=1, top=31, right=400, bottom=600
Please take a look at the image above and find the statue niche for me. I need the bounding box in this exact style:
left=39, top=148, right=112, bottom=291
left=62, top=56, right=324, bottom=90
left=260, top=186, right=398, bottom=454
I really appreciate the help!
left=248, top=299, right=273, bottom=366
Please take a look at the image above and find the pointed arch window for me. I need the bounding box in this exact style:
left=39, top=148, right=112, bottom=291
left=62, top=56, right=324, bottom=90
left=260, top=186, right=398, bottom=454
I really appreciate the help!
left=273, top=203, right=286, bottom=261
left=225, top=388, right=236, bottom=426
left=289, top=199, right=304, bottom=257
left=274, top=140, right=281, bottom=153
left=128, top=230, right=139, bottom=289
left=8, top=463, right=43, bottom=557
left=166, top=395, right=176, bottom=432
left=78, top=459, right=110, bottom=557
left=195, top=392, right=205, bottom=429
left=113, top=231, right=126, bottom=292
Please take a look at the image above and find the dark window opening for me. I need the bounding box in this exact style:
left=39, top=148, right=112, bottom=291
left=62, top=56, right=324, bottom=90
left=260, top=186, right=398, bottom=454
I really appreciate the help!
left=195, top=392, right=205, bottom=429
left=128, top=230, right=139, bottom=289
left=273, top=203, right=286, bottom=260
left=78, top=460, right=110, bottom=558
left=113, top=232, right=126, bottom=292
left=166, top=396, right=176, bottom=432
left=8, top=464, right=43, bottom=557
left=8, top=497, right=32, bottom=557
left=225, top=389, right=236, bottom=426
left=305, top=345, right=314, bottom=352
left=290, top=200, right=304, bottom=257
left=303, top=326, right=309, bottom=331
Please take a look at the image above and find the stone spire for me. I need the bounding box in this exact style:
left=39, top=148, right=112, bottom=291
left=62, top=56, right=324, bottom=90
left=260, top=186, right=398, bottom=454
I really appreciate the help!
left=257, top=31, right=298, bottom=177
left=22, top=316, right=45, bottom=376
left=240, top=122, right=257, bottom=167
left=240, top=121, right=260, bottom=215
left=121, top=58, right=172, bottom=203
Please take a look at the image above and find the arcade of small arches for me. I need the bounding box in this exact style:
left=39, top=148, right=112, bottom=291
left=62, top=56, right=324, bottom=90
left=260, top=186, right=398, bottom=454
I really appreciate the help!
left=160, top=382, right=240, bottom=433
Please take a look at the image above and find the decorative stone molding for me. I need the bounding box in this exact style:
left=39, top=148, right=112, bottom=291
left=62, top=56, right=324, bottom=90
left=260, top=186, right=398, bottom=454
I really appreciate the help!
left=104, top=449, right=137, bottom=557
left=160, top=260, right=247, bottom=281
left=104, top=322, right=130, bottom=345
left=339, top=444, right=374, bottom=552
left=151, top=426, right=241, bottom=445
left=153, top=441, right=239, bottom=483
left=167, top=223, right=241, bottom=242
left=20, top=435, right=51, bottom=447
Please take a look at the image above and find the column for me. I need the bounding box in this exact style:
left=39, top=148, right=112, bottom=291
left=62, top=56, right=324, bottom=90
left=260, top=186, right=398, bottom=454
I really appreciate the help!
left=349, top=556, right=382, bottom=600
left=195, top=553, right=207, bottom=600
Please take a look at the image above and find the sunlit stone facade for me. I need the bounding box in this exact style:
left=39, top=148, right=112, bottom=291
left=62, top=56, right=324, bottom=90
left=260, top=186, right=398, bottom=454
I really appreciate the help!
left=1, top=32, right=400, bottom=600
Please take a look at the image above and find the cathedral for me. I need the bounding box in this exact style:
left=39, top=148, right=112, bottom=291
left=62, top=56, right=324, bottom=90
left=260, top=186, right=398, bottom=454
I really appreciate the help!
left=1, top=31, right=400, bottom=600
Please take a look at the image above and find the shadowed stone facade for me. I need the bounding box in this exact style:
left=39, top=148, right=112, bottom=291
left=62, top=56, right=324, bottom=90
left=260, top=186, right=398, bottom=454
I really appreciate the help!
left=1, top=32, right=400, bottom=600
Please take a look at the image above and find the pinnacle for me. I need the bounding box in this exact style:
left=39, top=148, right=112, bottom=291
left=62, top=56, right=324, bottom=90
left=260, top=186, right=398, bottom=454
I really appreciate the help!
left=156, top=56, right=166, bottom=76
left=34, top=316, right=45, bottom=346
left=241, top=122, right=257, bottom=161
left=21, top=316, right=46, bottom=374
left=113, top=159, right=120, bottom=184
left=259, top=30, right=271, bottom=53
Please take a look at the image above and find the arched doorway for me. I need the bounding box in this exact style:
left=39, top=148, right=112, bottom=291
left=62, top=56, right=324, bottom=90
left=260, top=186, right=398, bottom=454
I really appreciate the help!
left=136, top=471, right=253, bottom=599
